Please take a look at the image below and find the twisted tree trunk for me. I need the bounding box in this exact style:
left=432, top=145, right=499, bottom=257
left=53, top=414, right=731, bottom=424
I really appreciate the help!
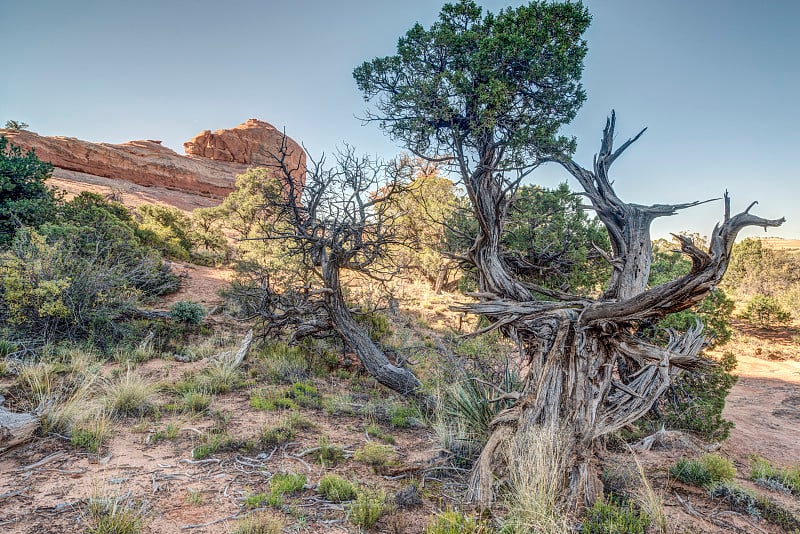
left=460, top=113, right=785, bottom=508
left=320, top=252, right=420, bottom=395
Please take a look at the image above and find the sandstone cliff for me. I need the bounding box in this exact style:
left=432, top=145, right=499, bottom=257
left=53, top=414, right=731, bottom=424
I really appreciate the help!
left=0, top=120, right=305, bottom=198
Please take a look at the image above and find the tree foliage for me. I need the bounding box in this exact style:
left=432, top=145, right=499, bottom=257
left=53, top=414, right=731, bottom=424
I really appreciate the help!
left=0, top=136, right=57, bottom=245
left=354, top=0, right=590, bottom=167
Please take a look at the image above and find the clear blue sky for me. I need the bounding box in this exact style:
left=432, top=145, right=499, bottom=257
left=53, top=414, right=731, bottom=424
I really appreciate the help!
left=2, top=0, right=797, bottom=240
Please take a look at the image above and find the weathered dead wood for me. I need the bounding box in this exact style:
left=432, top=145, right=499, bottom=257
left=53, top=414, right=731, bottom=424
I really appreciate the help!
left=0, top=406, right=39, bottom=454
left=460, top=112, right=785, bottom=509
left=212, top=329, right=253, bottom=369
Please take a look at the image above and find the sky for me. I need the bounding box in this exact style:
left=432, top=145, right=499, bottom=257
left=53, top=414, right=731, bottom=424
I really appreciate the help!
left=1, top=0, right=798, bottom=240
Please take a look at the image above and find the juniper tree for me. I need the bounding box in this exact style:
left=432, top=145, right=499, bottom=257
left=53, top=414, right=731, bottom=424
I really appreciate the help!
left=355, top=0, right=784, bottom=506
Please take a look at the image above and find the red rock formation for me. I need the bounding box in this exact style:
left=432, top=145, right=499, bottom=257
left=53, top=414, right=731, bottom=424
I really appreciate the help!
left=0, top=120, right=305, bottom=198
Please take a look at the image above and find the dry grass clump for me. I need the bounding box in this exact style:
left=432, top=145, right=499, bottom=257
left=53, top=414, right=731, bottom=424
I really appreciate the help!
left=502, top=423, right=573, bottom=534
left=103, top=367, right=160, bottom=417
left=630, top=451, right=667, bottom=533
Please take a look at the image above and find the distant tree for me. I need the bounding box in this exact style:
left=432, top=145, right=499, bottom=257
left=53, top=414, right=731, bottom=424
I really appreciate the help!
left=356, top=0, right=783, bottom=508
left=381, top=162, right=460, bottom=292
left=4, top=120, right=29, bottom=131
left=0, top=136, right=56, bottom=246
left=723, top=238, right=800, bottom=313
left=738, top=294, right=792, bottom=329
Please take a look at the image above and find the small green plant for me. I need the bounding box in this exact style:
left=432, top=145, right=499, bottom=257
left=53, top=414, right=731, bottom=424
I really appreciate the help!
left=710, top=483, right=761, bottom=518
left=185, top=489, right=203, bottom=505
left=255, top=342, right=309, bottom=383
left=313, top=436, right=345, bottom=467
left=0, top=339, right=17, bottom=358
left=250, top=388, right=298, bottom=411
left=231, top=511, right=284, bottom=534
left=670, top=454, right=736, bottom=488
left=388, top=403, right=418, bottom=428
left=150, top=423, right=180, bottom=444
left=169, top=300, right=206, bottom=325
left=750, top=455, right=800, bottom=494
left=71, top=412, right=113, bottom=453
left=267, top=472, right=307, bottom=507
left=354, top=442, right=398, bottom=472
left=347, top=489, right=386, bottom=529
left=181, top=390, right=212, bottom=413
left=322, top=392, right=356, bottom=415
left=259, top=424, right=295, bottom=447
left=203, top=359, right=243, bottom=393
left=243, top=492, right=269, bottom=509
left=318, top=474, right=357, bottom=502
left=192, top=433, right=251, bottom=460
left=424, top=510, right=490, bottom=533
left=85, top=494, right=146, bottom=534
left=581, top=497, right=649, bottom=534
left=365, top=422, right=396, bottom=444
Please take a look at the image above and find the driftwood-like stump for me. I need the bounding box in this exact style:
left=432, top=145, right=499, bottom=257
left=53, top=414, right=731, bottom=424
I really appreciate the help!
left=0, top=405, right=39, bottom=454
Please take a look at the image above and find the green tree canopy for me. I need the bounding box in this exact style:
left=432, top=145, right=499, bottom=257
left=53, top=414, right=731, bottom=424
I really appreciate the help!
left=0, top=136, right=56, bottom=245
left=354, top=0, right=590, bottom=168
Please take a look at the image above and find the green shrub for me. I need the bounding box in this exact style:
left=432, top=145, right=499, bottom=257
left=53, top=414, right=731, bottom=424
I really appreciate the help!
left=312, top=436, right=345, bottom=467
left=581, top=497, right=649, bottom=534
left=347, top=489, right=386, bottom=529
left=243, top=492, right=268, bottom=509
left=259, top=424, right=295, bottom=447
left=425, top=510, right=490, bottom=533
left=318, top=474, right=357, bottom=502
left=181, top=391, right=212, bottom=413
left=354, top=308, right=393, bottom=341
left=353, top=442, right=398, bottom=471
left=254, top=342, right=309, bottom=383
left=0, top=135, right=56, bottom=246
left=169, top=301, right=206, bottom=325
left=388, top=403, right=418, bottom=428
left=710, top=483, right=761, bottom=518
left=656, top=352, right=738, bottom=441
left=267, top=472, right=307, bottom=507
left=670, top=454, right=736, bottom=488
left=750, top=456, right=800, bottom=494
left=739, top=294, right=792, bottom=329
left=85, top=494, right=146, bottom=534
left=231, top=512, right=283, bottom=534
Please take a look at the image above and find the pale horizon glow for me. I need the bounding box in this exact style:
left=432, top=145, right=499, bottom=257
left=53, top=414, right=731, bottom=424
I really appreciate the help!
left=1, top=0, right=797, bottom=241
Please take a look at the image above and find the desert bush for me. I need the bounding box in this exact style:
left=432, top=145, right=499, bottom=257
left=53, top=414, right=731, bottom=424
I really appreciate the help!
left=253, top=342, right=309, bottom=383
left=739, top=294, right=792, bottom=329
left=347, top=489, right=386, bottom=529
left=424, top=510, right=491, bottom=533
left=169, top=300, right=206, bottom=325
left=655, top=351, right=738, bottom=441
left=670, top=454, right=736, bottom=488
left=85, top=493, right=147, bottom=534
left=318, top=474, right=357, bottom=502
left=71, top=410, right=113, bottom=453
left=353, top=442, right=398, bottom=471
left=710, top=483, right=761, bottom=518
left=580, top=497, right=649, bottom=534
left=750, top=456, right=800, bottom=494
left=267, top=472, right=306, bottom=507
left=312, top=435, right=345, bottom=466
left=103, top=368, right=159, bottom=417
left=231, top=512, right=283, bottom=534
left=0, top=135, right=56, bottom=246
